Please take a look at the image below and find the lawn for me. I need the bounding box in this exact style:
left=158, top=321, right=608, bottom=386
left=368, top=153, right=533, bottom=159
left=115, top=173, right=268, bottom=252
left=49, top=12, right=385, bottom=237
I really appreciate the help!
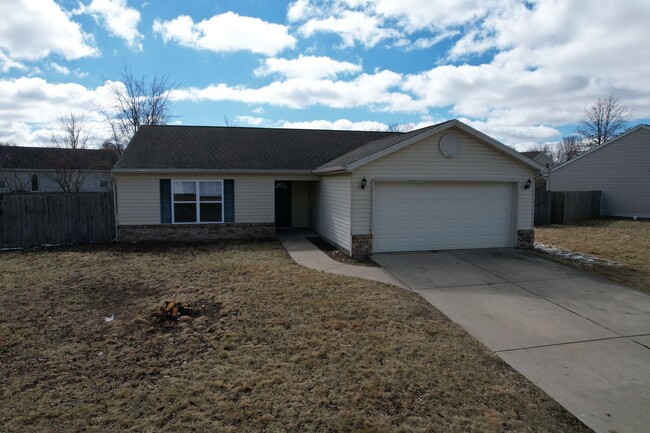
left=0, top=241, right=590, bottom=433
left=535, top=219, right=650, bottom=293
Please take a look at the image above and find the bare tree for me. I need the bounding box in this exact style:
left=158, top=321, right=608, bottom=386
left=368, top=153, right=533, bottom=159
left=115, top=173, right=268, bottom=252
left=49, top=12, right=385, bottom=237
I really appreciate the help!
left=43, top=113, right=92, bottom=192
left=554, top=135, right=583, bottom=164
left=525, top=142, right=552, bottom=155
left=49, top=113, right=91, bottom=149
left=223, top=115, right=239, bottom=127
left=576, top=96, right=630, bottom=148
left=97, top=68, right=176, bottom=154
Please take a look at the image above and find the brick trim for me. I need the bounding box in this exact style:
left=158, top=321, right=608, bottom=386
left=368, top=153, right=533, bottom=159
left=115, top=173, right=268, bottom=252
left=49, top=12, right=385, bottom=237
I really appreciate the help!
left=351, top=234, right=372, bottom=258
left=118, top=223, right=275, bottom=242
left=517, top=229, right=534, bottom=249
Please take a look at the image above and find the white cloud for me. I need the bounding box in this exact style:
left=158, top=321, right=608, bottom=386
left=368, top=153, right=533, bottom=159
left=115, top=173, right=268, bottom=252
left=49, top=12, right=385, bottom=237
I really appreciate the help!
left=406, top=31, right=460, bottom=51
left=153, top=12, right=296, bottom=56
left=172, top=70, right=420, bottom=112
left=287, top=0, right=508, bottom=47
left=254, top=55, right=362, bottom=79
left=48, top=62, right=70, bottom=75
left=287, top=0, right=317, bottom=22
left=0, top=51, right=26, bottom=72
left=234, top=115, right=266, bottom=126
left=460, top=117, right=561, bottom=149
left=0, top=77, right=115, bottom=146
left=397, top=0, right=650, bottom=144
left=298, top=10, right=400, bottom=47
left=281, top=118, right=390, bottom=131
left=0, top=0, right=98, bottom=61
left=82, top=0, right=144, bottom=50
left=366, top=0, right=507, bottom=32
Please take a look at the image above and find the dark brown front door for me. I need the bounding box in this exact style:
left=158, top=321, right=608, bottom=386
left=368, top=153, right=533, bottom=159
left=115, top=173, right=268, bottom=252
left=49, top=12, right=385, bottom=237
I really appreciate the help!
left=275, top=181, right=292, bottom=227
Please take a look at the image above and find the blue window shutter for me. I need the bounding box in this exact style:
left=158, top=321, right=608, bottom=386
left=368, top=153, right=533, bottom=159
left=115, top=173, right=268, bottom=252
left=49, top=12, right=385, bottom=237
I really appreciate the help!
left=224, top=179, right=234, bottom=222
left=160, top=179, right=171, bottom=224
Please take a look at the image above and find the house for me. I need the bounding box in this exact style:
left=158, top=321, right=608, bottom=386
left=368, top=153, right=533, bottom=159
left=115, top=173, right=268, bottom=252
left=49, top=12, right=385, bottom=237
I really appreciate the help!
left=112, top=119, right=545, bottom=257
left=549, top=124, right=650, bottom=218
left=521, top=151, right=552, bottom=168
left=521, top=151, right=552, bottom=189
left=0, top=146, right=119, bottom=193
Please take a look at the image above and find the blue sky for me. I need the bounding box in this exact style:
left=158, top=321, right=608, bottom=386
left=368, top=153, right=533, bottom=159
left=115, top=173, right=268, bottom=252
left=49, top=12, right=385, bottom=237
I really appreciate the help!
left=1, top=0, right=649, bottom=150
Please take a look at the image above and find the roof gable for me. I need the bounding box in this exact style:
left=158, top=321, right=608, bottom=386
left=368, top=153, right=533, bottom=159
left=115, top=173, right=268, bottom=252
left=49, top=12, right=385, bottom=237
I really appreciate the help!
left=551, top=124, right=650, bottom=172
left=0, top=146, right=119, bottom=171
left=114, top=125, right=400, bottom=172
left=314, top=119, right=545, bottom=173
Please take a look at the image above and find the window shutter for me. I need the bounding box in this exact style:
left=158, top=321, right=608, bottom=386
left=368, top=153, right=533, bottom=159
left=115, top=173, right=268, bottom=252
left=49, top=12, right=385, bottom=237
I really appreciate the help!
left=224, top=179, right=234, bottom=222
left=160, top=179, right=171, bottom=224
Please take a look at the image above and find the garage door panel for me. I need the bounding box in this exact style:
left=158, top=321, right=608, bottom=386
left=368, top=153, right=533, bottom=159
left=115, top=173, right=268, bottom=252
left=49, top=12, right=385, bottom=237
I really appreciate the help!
left=373, top=183, right=514, bottom=252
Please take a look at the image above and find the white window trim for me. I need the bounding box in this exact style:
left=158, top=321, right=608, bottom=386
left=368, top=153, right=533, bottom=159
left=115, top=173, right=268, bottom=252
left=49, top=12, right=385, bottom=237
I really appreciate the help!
left=171, top=179, right=224, bottom=224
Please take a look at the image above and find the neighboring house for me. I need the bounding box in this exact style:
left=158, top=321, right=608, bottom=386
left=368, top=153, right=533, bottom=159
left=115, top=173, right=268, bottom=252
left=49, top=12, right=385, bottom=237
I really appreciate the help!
left=113, top=119, right=545, bottom=257
left=521, top=151, right=552, bottom=168
left=521, top=151, right=552, bottom=188
left=549, top=124, right=650, bottom=218
left=0, top=146, right=119, bottom=193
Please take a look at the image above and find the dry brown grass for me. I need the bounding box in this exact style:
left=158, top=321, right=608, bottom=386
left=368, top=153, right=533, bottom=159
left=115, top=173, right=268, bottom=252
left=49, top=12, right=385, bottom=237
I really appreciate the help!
left=0, top=241, right=590, bottom=433
left=536, top=219, right=650, bottom=293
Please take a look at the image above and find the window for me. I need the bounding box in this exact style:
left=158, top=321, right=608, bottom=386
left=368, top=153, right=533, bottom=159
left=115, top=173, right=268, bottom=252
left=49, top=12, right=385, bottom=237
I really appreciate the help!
left=0, top=179, right=6, bottom=189
left=99, top=174, right=110, bottom=188
left=30, top=174, right=39, bottom=192
left=172, top=180, right=223, bottom=223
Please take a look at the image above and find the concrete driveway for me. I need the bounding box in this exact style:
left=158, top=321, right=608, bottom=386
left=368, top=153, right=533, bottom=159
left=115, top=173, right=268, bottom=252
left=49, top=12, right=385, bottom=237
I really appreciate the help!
left=373, top=249, right=650, bottom=433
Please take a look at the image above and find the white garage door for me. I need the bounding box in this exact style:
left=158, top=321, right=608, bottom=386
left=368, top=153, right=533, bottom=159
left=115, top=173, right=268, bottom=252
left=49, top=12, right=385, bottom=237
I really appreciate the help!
left=373, top=182, right=514, bottom=252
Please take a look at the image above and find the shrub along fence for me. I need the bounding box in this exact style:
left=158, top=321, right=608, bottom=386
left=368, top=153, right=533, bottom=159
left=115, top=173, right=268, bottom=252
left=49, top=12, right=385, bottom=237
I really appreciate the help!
left=535, top=189, right=601, bottom=226
left=0, top=192, right=115, bottom=249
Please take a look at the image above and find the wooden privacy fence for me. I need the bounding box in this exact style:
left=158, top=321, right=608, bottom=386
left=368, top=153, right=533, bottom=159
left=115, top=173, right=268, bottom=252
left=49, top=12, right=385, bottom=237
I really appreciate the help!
left=535, top=189, right=601, bottom=226
left=0, top=192, right=115, bottom=249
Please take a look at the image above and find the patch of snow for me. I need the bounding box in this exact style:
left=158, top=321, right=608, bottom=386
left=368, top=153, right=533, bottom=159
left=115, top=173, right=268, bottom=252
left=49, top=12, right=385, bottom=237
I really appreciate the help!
left=104, top=315, right=114, bottom=322
left=534, top=243, right=620, bottom=267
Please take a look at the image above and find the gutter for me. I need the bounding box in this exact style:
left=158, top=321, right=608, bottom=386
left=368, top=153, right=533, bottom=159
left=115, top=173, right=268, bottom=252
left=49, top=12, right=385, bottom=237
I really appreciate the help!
left=112, top=168, right=316, bottom=175
left=311, top=166, right=347, bottom=175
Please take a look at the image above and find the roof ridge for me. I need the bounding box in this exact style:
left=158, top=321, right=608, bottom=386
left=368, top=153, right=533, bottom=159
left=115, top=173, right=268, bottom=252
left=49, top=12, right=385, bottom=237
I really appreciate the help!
left=141, top=124, right=403, bottom=135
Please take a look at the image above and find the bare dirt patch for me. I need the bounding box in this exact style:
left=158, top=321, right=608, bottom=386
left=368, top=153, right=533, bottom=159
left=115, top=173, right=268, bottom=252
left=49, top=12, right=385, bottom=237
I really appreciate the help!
left=535, top=219, right=650, bottom=293
left=0, top=241, right=591, bottom=432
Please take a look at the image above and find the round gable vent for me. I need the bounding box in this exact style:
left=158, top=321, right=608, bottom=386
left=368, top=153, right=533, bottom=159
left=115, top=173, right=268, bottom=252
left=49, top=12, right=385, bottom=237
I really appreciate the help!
left=439, top=133, right=461, bottom=158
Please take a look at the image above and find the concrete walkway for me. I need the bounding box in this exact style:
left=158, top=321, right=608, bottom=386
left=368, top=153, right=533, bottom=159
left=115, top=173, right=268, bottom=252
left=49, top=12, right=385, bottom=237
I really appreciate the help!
left=277, top=229, right=405, bottom=288
left=374, top=249, right=650, bottom=433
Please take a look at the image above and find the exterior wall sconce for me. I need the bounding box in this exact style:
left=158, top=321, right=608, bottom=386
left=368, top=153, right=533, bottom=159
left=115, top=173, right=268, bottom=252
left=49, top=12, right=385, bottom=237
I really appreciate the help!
left=360, top=177, right=367, bottom=189
left=524, top=178, right=532, bottom=190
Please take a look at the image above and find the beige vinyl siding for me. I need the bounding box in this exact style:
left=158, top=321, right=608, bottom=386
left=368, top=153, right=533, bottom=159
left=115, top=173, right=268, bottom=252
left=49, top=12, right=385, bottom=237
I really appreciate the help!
left=115, top=174, right=160, bottom=224
left=549, top=127, right=650, bottom=218
left=234, top=176, right=274, bottom=223
left=115, top=173, right=317, bottom=225
left=349, top=128, right=535, bottom=235
left=310, top=174, right=352, bottom=252
left=291, top=181, right=310, bottom=228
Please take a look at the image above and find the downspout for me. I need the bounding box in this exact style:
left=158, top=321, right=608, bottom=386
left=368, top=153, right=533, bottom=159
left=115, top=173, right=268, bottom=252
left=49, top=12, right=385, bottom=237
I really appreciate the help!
left=112, top=174, right=118, bottom=241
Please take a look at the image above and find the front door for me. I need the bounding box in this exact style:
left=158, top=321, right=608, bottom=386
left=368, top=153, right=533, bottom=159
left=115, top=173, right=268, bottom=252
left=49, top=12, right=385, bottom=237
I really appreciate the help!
left=275, top=181, right=292, bottom=227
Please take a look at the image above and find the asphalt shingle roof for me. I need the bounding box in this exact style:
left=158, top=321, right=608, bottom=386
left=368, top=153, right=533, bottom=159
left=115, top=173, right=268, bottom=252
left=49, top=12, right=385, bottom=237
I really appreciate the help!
left=521, top=151, right=543, bottom=159
left=0, top=146, right=119, bottom=171
left=114, top=125, right=403, bottom=171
